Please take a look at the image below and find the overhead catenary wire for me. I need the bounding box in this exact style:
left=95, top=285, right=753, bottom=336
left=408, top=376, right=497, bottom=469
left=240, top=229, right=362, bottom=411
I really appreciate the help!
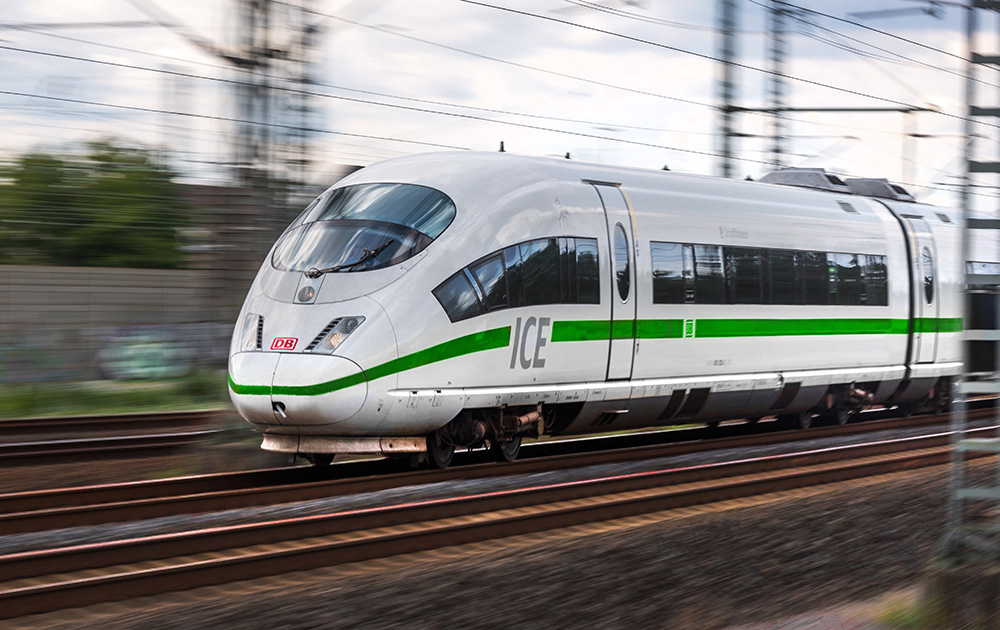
left=766, top=0, right=989, bottom=71
left=0, top=1, right=986, bottom=201
left=459, top=1, right=1000, bottom=143
left=0, top=88, right=471, bottom=152
left=746, top=0, right=998, bottom=91
left=5, top=2, right=946, bottom=147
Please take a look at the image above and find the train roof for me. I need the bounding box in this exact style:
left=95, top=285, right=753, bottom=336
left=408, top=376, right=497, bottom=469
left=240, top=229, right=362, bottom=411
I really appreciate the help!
left=333, top=151, right=946, bottom=220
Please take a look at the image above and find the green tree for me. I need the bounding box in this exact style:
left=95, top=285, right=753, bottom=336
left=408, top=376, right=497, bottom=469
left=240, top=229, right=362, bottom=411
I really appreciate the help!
left=0, top=141, right=189, bottom=268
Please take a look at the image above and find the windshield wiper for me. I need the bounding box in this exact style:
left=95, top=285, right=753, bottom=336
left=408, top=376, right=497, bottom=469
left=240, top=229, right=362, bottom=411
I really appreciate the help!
left=305, top=239, right=395, bottom=278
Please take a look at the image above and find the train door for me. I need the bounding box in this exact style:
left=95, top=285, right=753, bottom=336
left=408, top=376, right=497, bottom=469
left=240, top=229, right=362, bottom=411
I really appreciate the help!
left=903, top=217, right=939, bottom=363
left=592, top=184, right=637, bottom=380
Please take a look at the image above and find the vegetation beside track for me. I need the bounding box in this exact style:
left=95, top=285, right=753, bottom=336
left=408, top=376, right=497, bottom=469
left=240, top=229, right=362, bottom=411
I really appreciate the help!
left=0, top=369, right=231, bottom=418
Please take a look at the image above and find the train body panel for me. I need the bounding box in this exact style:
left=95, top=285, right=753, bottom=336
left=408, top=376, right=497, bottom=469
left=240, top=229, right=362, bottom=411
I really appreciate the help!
left=227, top=152, right=965, bottom=459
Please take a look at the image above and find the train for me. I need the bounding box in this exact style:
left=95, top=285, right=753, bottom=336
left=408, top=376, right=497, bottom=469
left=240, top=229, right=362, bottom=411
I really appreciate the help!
left=228, top=151, right=962, bottom=468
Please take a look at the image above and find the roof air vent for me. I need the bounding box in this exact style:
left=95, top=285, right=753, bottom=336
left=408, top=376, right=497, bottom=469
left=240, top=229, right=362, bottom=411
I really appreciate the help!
left=844, top=178, right=916, bottom=202
left=758, top=167, right=853, bottom=194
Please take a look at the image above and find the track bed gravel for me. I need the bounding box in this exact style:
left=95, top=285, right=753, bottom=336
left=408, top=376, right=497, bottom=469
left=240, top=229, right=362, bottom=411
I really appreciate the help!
left=3, top=463, right=963, bottom=630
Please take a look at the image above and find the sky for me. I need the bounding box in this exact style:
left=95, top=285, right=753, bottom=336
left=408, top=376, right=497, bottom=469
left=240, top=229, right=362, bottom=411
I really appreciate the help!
left=0, top=0, right=997, bottom=210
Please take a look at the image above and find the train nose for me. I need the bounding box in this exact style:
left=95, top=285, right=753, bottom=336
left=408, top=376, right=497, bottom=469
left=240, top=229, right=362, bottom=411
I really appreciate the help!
left=229, top=352, right=368, bottom=429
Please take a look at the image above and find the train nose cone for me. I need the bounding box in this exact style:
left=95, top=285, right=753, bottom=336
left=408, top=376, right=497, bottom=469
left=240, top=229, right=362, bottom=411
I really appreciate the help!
left=271, top=353, right=368, bottom=425
left=229, top=352, right=281, bottom=428
left=229, top=352, right=368, bottom=429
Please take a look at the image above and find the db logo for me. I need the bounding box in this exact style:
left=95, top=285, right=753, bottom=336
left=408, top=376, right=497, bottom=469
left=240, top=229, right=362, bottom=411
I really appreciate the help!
left=270, top=337, right=298, bottom=351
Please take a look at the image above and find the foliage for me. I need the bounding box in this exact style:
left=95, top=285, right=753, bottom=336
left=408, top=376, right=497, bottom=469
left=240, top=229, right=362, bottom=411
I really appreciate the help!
left=0, top=141, right=190, bottom=268
left=0, top=369, right=231, bottom=418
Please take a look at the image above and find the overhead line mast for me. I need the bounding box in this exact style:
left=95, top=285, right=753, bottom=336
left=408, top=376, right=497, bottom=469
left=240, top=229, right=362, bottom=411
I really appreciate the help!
left=717, top=0, right=739, bottom=179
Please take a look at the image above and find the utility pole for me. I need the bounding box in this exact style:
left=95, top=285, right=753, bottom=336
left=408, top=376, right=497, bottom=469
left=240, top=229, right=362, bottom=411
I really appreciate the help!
left=765, top=0, right=791, bottom=168
left=717, top=0, right=739, bottom=179
left=129, top=0, right=318, bottom=193
left=231, top=0, right=318, bottom=193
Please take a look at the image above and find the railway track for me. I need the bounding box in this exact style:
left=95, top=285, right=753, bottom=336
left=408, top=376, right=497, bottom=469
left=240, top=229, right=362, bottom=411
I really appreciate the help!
left=0, top=424, right=979, bottom=620
left=0, top=410, right=224, bottom=466
left=0, top=409, right=988, bottom=536
left=0, top=409, right=222, bottom=437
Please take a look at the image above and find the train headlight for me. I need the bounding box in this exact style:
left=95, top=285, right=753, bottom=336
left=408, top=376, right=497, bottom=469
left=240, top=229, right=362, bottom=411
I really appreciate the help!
left=311, top=316, right=364, bottom=354
left=237, top=313, right=263, bottom=352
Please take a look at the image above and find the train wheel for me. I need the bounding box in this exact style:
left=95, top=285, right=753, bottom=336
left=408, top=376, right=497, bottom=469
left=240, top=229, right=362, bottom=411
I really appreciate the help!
left=426, top=431, right=454, bottom=469
left=303, top=453, right=334, bottom=467
left=491, top=434, right=522, bottom=463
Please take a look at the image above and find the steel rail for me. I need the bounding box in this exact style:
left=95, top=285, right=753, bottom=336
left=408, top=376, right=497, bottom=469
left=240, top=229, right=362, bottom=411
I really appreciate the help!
left=0, top=430, right=221, bottom=467
left=0, top=409, right=989, bottom=535
left=0, top=431, right=969, bottom=620
left=0, top=410, right=222, bottom=437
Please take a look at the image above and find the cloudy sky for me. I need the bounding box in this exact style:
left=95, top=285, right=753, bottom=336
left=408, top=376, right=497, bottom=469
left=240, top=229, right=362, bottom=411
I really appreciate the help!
left=0, top=0, right=995, bottom=208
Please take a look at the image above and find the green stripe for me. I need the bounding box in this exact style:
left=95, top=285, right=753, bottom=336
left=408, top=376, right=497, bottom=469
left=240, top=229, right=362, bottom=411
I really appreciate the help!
left=695, top=318, right=910, bottom=338
left=553, top=317, right=960, bottom=341
left=231, top=326, right=511, bottom=397
left=551, top=320, right=611, bottom=342
left=552, top=319, right=684, bottom=341
left=636, top=319, right=685, bottom=339
left=232, top=315, right=963, bottom=397
left=228, top=374, right=270, bottom=396
left=915, top=317, right=963, bottom=333
left=611, top=320, right=636, bottom=340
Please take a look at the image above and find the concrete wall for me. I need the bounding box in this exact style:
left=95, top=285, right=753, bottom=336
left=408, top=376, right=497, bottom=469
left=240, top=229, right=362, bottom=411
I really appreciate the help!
left=0, top=266, right=228, bottom=382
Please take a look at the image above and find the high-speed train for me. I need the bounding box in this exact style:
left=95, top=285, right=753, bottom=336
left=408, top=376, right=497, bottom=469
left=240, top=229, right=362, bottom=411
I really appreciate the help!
left=228, top=152, right=962, bottom=468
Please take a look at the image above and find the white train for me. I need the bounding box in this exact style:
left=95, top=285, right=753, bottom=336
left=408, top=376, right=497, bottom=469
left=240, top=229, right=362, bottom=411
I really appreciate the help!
left=228, top=152, right=962, bottom=467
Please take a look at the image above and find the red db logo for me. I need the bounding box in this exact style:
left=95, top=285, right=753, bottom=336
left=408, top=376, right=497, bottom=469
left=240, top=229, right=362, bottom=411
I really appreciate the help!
left=270, top=337, right=298, bottom=351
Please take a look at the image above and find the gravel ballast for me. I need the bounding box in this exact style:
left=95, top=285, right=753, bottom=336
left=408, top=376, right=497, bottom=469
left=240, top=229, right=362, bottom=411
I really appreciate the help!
left=3, top=464, right=965, bottom=630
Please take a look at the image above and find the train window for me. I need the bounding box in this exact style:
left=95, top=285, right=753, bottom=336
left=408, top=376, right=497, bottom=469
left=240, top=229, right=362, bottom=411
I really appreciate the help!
left=502, top=246, right=525, bottom=308
left=693, top=245, right=725, bottom=304
left=576, top=238, right=601, bottom=304
left=829, top=253, right=863, bottom=306
left=314, top=183, right=456, bottom=239
left=865, top=255, right=888, bottom=306
left=436, top=236, right=601, bottom=322
left=724, top=247, right=762, bottom=304
left=613, top=224, right=630, bottom=302
left=432, top=271, right=485, bottom=322
left=767, top=249, right=797, bottom=305
left=272, top=220, right=431, bottom=274
left=649, top=241, right=887, bottom=308
left=922, top=247, right=935, bottom=304
left=800, top=251, right=829, bottom=305
left=470, top=254, right=508, bottom=311
left=558, top=238, right=576, bottom=303
left=521, top=238, right=561, bottom=305
left=651, top=242, right=686, bottom=304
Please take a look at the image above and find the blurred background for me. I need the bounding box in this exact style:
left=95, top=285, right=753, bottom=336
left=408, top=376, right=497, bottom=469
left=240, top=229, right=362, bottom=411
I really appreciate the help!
left=0, top=0, right=991, bottom=416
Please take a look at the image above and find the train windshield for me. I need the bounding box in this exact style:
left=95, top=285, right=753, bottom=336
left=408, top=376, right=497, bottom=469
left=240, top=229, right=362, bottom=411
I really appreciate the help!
left=272, top=183, right=456, bottom=273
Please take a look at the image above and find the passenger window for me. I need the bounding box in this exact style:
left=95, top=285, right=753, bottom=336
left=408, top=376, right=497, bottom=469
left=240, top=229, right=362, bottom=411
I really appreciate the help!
left=436, top=235, right=602, bottom=322
left=575, top=238, right=601, bottom=304
left=559, top=238, right=577, bottom=303
left=470, top=254, right=508, bottom=311
left=922, top=247, right=934, bottom=304
left=865, top=255, right=888, bottom=306
left=502, top=246, right=525, bottom=308
left=693, top=245, right=725, bottom=304
left=613, top=224, right=630, bottom=301
left=432, top=272, right=484, bottom=322
left=520, top=238, right=561, bottom=305
left=800, top=251, right=829, bottom=305
left=767, top=249, right=797, bottom=305
left=651, top=242, right=685, bottom=304
left=724, top=247, right=762, bottom=304
left=829, top=253, right=863, bottom=305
